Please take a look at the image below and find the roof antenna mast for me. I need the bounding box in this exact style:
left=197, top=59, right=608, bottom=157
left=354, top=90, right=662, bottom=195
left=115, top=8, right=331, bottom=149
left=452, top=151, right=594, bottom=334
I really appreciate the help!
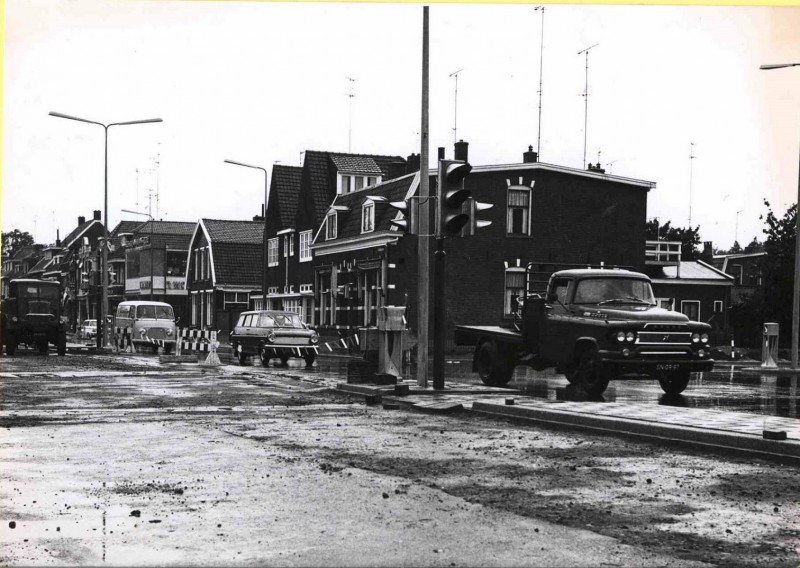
left=578, top=43, right=599, bottom=169
left=534, top=6, right=545, bottom=158
left=689, top=142, right=696, bottom=226
left=346, top=77, right=356, bottom=152
left=449, top=68, right=463, bottom=145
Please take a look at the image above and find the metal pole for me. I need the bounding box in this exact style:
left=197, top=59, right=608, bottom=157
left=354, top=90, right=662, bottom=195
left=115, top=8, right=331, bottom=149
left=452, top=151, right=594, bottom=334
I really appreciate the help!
left=536, top=6, right=545, bottom=158
left=417, top=5, right=430, bottom=388
left=100, top=126, right=109, bottom=349
left=264, top=173, right=268, bottom=310
left=793, top=136, right=800, bottom=369
left=433, top=236, right=445, bottom=390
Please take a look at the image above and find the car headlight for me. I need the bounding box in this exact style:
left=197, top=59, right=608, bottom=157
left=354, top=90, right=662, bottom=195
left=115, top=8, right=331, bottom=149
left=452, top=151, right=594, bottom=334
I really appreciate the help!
left=625, top=331, right=635, bottom=343
left=616, top=331, right=626, bottom=342
left=310, top=332, right=319, bottom=344
left=266, top=332, right=276, bottom=343
left=700, top=333, right=709, bottom=344
left=691, top=333, right=700, bottom=343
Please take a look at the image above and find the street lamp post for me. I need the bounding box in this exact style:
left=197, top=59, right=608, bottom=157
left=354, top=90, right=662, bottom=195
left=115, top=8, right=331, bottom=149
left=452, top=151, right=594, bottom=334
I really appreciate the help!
left=224, top=160, right=268, bottom=309
left=49, top=112, right=162, bottom=348
left=760, top=62, right=800, bottom=369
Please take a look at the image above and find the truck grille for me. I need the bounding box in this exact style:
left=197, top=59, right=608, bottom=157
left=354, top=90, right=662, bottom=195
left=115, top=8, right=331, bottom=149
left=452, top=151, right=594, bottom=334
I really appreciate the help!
left=636, top=331, right=692, bottom=347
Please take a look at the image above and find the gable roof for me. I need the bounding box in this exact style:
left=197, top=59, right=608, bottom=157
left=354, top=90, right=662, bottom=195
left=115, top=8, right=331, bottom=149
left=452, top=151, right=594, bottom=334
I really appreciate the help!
left=63, top=219, right=102, bottom=248
left=203, top=219, right=264, bottom=244
left=271, top=165, right=303, bottom=228
left=12, top=244, right=43, bottom=262
left=318, top=173, right=417, bottom=243
left=135, top=220, right=196, bottom=236
left=653, top=260, right=734, bottom=283
left=302, top=150, right=406, bottom=227
left=185, top=219, right=264, bottom=289
left=111, top=220, right=144, bottom=238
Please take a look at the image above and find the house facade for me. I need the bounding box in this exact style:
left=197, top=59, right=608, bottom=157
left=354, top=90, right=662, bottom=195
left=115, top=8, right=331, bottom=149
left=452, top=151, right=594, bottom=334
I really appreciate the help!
left=185, top=218, right=264, bottom=338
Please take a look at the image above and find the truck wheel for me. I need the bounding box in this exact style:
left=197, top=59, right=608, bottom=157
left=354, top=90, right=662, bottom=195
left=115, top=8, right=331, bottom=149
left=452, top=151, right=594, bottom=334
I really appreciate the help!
left=57, top=335, right=67, bottom=356
left=151, top=344, right=159, bottom=355
left=476, top=341, right=514, bottom=386
left=6, top=340, right=16, bottom=356
left=658, top=371, right=691, bottom=395
left=567, top=347, right=609, bottom=396
left=38, top=340, right=49, bottom=355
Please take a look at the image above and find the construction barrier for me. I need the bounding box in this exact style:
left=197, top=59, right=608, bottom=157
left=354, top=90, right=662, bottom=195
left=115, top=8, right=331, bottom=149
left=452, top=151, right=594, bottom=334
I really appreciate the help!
left=176, top=328, right=220, bottom=366
left=114, top=327, right=135, bottom=354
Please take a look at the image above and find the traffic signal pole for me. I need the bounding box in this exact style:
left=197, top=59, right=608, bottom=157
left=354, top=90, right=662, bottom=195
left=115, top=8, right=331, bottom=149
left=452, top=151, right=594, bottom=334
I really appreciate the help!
left=417, top=6, right=430, bottom=388
left=433, top=214, right=446, bottom=390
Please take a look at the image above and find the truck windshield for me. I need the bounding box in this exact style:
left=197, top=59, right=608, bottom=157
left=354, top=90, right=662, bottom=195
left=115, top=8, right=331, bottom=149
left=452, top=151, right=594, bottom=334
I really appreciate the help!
left=573, top=278, right=655, bottom=305
left=17, top=285, right=60, bottom=300
left=135, top=305, right=174, bottom=320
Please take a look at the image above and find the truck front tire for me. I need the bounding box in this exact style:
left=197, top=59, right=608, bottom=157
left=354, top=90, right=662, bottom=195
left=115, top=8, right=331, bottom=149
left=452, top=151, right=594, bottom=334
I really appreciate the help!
left=57, top=334, right=67, bottom=356
left=476, top=341, right=514, bottom=386
left=566, top=346, right=609, bottom=396
left=658, top=371, right=691, bottom=395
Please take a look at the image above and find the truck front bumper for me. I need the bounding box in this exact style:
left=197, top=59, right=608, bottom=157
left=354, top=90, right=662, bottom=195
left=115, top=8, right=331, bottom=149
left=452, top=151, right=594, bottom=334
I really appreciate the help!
left=599, top=352, right=714, bottom=377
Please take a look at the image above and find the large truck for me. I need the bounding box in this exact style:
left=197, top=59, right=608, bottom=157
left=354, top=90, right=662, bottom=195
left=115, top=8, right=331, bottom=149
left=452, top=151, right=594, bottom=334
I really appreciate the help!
left=454, top=263, right=714, bottom=396
left=1, top=279, right=67, bottom=356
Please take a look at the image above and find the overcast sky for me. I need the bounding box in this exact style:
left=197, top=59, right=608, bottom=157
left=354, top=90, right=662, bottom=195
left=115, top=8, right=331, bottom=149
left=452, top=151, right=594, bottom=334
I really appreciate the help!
left=3, top=1, right=800, bottom=250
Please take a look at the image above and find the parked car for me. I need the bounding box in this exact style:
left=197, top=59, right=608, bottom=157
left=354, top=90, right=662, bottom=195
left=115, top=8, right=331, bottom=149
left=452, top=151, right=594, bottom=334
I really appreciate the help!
left=114, top=301, right=178, bottom=354
left=80, top=319, right=97, bottom=340
left=230, top=310, right=319, bottom=367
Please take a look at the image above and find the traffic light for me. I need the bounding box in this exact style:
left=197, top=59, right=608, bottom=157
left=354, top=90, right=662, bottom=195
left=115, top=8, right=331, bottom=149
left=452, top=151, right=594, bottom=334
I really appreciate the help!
left=387, top=198, right=417, bottom=234
left=438, top=159, right=472, bottom=235
left=466, top=197, right=493, bottom=235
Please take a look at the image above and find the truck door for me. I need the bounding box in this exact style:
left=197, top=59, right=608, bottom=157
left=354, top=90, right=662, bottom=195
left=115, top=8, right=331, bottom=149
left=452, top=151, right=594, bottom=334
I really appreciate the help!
left=538, top=277, right=572, bottom=362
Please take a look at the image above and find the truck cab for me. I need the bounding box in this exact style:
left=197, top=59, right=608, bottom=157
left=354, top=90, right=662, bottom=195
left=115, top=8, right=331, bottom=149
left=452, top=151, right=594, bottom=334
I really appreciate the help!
left=1, top=279, right=67, bottom=355
left=455, top=265, right=714, bottom=396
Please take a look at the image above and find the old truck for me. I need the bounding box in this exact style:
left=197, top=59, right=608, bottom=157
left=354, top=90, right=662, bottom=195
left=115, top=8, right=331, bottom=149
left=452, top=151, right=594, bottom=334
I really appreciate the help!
left=454, top=263, right=714, bottom=396
left=1, top=278, right=67, bottom=356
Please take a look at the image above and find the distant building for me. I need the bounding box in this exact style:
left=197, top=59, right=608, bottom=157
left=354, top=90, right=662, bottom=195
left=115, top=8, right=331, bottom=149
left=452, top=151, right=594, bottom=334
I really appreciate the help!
left=711, top=251, right=767, bottom=303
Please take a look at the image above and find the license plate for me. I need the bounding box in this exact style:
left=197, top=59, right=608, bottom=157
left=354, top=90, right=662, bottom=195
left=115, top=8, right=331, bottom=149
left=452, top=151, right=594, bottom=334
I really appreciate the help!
left=656, top=363, right=680, bottom=371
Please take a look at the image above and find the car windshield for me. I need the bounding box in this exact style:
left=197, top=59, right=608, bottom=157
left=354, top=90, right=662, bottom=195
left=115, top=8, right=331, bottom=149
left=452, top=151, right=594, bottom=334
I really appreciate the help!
left=85, top=320, right=97, bottom=326
left=573, top=277, right=655, bottom=305
left=267, top=313, right=306, bottom=329
left=135, top=305, right=174, bottom=319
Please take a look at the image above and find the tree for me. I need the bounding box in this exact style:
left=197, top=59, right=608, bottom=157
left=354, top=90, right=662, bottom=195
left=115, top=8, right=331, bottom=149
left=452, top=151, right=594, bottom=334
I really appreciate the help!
left=1, top=229, right=35, bottom=260
left=645, top=219, right=702, bottom=260
left=744, top=237, right=764, bottom=253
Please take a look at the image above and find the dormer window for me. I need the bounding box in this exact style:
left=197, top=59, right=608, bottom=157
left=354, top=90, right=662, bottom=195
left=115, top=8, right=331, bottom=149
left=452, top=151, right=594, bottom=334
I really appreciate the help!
left=326, top=211, right=338, bottom=240
left=339, top=173, right=383, bottom=194
left=362, top=201, right=375, bottom=233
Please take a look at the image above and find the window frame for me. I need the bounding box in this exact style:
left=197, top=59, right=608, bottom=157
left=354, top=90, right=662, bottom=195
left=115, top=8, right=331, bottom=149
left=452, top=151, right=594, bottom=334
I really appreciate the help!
left=299, top=230, right=313, bottom=262
left=506, top=186, right=532, bottom=237
left=268, top=238, right=279, bottom=267
left=713, top=300, right=723, bottom=313
left=362, top=201, right=375, bottom=234
left=680, top=300, right=701, bottom=322
left=504, top=268, right=526, bottom=316
left=326, top=212, right=338, bottom=240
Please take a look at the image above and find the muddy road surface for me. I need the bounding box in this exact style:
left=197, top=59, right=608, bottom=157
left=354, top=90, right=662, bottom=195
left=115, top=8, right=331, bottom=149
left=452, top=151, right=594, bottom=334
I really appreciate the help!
left=1, top=353, right=798, bottom=566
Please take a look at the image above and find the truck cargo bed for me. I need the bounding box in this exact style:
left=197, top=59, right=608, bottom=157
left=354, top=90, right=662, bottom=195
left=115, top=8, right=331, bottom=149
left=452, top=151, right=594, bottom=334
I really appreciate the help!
left=454, top=325, right=523, bottom=346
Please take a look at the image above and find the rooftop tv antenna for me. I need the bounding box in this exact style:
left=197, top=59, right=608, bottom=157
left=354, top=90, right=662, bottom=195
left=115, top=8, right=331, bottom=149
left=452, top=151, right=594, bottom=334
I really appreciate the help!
left=346, top=77, right=356, bottom=152
left=689, top=142, right=696, bottom=226
left=449, top=68, right=463, bottom=144
left=578, top=43, right=599, bottom=169
left=155, top=144, right=161, bottom=220
left=534, top=6, right=545, bottom=157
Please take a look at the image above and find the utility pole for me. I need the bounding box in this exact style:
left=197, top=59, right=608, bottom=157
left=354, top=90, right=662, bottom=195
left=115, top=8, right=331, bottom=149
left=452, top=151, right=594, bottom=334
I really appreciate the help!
left=578, top=43, right=598, bottom=169
left=534, top=6, right=545, bottom=158
left=449, top=68, right=463, bottom=145
left=689, top=142, right=696, bottom=227
left=417, top=6, right=430, bottom=388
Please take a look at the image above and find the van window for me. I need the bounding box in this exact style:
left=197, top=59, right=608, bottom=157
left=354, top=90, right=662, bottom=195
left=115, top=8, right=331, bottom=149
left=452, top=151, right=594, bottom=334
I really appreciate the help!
left=135, top=305, right=174, bottom=320
left=117, top=305, right=133, bottom=318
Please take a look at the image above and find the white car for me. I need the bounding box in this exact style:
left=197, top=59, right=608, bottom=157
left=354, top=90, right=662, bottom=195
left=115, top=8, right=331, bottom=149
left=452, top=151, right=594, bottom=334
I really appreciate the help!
left=80, top=319, right=97, bottom=340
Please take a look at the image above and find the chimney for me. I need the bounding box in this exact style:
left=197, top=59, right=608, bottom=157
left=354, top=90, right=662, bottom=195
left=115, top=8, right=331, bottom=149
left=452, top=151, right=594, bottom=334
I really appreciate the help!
left=405, top=153, right=420, bottom=174
left=387, top=161, right=406, bottom=180
left=523, top=145, right=538, bottom=163
left=437, top=147, right=445, bottom=161
left=587, top=163, right=606, bottom=174
left=78, top=216, right=86, bottom=225
left=454, top=140, right=469, bottom=162
left=702, top=241, right=713, bottom=261
left=93, top=210, right=101, bottom=221
left=56, top=229, right=61, bottom=247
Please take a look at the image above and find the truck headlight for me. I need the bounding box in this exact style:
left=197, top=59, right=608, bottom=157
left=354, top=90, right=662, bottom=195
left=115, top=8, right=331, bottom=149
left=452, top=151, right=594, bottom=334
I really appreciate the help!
left=166, top=329, right=173, bottom=337
left=616, top=331, right=626, bottom=342
left=625, top=331, right=636, bottom=342
left=11, top=316, right=18, bottom=323
left=700, top=333, right=709, bottom=344
left=691, top=333, right=700, bottom=343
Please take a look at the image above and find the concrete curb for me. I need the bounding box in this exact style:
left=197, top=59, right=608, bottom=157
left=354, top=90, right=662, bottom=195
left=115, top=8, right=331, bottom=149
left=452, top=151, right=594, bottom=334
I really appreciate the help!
left=471, top=401, right=800, bottom=464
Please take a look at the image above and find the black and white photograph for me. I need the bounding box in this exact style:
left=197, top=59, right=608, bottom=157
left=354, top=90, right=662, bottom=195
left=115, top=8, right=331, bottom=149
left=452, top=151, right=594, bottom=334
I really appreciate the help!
left=2, top=0, right=799, bottom=565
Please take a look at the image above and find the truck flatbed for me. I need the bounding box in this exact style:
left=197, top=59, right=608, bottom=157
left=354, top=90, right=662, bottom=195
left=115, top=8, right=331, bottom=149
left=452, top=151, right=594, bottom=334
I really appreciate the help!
left=454, top=324, right=523, bottom=346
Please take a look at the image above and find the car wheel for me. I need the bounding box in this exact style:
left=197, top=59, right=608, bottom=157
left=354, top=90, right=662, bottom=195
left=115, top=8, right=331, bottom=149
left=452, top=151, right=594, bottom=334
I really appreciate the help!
left=57, top=334, right=67, bottom=356
left=658, top=371, right=691, bottom=395
left=303, top=354, right=316, bottom=368
left=476, top=341, right=514, bottom=386
left=567, top=346, right=609, bottom=396
left=279, top=355, right=289, bottom=366
left=259, top=349, right=270, bottom=367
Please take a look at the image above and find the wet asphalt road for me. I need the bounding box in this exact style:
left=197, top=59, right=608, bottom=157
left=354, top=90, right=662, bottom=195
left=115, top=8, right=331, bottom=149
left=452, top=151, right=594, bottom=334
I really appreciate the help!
left=1, top=352, right=799, bottom=566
